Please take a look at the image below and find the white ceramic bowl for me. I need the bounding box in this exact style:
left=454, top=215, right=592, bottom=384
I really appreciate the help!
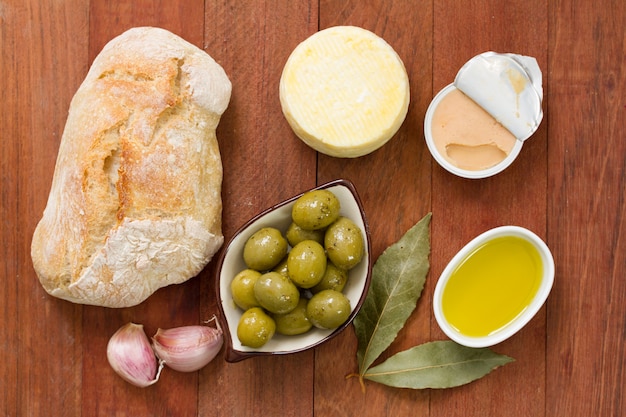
left=433, top=226, right=554, bottom=347
left=216, top=179, right=372, bottom=362
left=424, top=84, right=524, bottom=179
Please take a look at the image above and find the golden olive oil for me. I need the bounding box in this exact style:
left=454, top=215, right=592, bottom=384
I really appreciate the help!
left=441, top=236, right=543, bottom=338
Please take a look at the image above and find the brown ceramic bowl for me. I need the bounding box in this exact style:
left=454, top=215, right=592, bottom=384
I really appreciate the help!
left=216, top=179, right=372, bottom=362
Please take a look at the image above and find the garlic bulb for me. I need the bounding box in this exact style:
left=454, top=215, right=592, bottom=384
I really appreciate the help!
left=107, top=323, right=163, bottom=388
left=152, top=319, right=223, bottom=373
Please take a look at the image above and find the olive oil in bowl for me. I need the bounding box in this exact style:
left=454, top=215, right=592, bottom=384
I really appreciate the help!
left=433, top=226, right=555, bottom=348
left=441, top=236, right=542, bottom=337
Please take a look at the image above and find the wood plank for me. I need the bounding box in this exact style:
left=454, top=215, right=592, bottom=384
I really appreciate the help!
left=81, top=2, right=206, bottom=416
left=200, top=2, right=319, bottom=416
left=314, top=1, right=434, bottom=415
left=547, top=1, right=626, bottom=416
left=430, top=1, right=549, bottom=416
left=0, top=1, right=88, bottom=416
left=2, top=1, right=625, bottom=416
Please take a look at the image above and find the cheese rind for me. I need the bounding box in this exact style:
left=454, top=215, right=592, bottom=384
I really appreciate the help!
left=280, top=26, right=410, bottom=158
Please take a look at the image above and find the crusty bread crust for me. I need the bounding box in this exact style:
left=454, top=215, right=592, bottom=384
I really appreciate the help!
left=31, top=27, right=231, bottom=307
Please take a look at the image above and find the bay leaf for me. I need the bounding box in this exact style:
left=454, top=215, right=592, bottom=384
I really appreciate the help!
left=362, top=341, right=514, bottom=389
left=353, top=213, right=431, bottom=375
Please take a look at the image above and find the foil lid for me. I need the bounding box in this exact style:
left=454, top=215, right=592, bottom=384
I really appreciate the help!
left=454, top=51, right=544, bottom=141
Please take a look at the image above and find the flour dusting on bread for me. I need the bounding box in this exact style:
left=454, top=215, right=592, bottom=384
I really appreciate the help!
left=31, top=27, right=231, bottom=307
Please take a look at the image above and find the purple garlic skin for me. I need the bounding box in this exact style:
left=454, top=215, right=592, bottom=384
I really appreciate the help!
left=107, top=323, right=163, bottom=387
left=152, top=324, right=223, bottom=372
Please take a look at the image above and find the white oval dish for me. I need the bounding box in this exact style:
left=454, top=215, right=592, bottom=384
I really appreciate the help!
left=216, top=179, right=372, bottom=362
left=433, top=226, right=555, bottom=348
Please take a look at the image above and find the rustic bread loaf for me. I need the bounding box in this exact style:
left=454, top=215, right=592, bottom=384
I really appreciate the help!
left=31, top=27, right=232, bottom=307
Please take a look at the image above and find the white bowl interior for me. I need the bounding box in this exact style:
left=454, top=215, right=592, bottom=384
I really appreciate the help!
left=219, top=182, right=370, bottom=355
left=424, top=84, right=524, bottom=179
left=433, top=226, right=555, bottom=347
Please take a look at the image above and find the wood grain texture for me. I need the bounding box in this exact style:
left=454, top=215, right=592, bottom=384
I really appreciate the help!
left=1, top=0, right=624, bottom=416
left=1, top=1, right=88, bottom=416
left=547, top=1, right=626, bottom=416
left=430, top=1, right=549, bottom=417
left=81, top=3, right=207, bottom=416
left=314, top=1, right=433, bottom=415
left=200, top=2, right=318, bottom=416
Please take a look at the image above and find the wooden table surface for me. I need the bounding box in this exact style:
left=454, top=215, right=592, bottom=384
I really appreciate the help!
left=2, top=0, right=625, bottom=416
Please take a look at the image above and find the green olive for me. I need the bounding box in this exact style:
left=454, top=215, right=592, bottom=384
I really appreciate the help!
left=272, top=256, right=289, bottom=277
left=292, top=190, right=341, bottom=230
left=286, top=221, right=325, bottom=246
left=243, top=227, right=288, bottom=271
left=306, top=289, right=352, bottom=329
left=237, top=307, right=276, bottom=348
left=287, top=240, right=327, bottom=289
left=253, top=271, right=300, bottom=314
left=311, top=262, right=348, bottom=293
left=324, top=217, right=364, bottom=270
left=231, top=269, right=262, bottom=310
left=273, top=298, right=312, bottom=336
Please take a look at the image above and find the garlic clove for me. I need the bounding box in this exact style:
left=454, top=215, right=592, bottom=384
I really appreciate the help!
left=107, top=322, right=164, bottom=388
left=152, top=319, right=223, bottom=373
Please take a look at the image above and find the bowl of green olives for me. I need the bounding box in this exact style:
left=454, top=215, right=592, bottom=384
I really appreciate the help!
left=216, top=179, right=372, bottom=362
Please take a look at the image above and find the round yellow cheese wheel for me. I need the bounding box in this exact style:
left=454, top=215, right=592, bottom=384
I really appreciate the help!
left=279, top=26, right=410, bottom=158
